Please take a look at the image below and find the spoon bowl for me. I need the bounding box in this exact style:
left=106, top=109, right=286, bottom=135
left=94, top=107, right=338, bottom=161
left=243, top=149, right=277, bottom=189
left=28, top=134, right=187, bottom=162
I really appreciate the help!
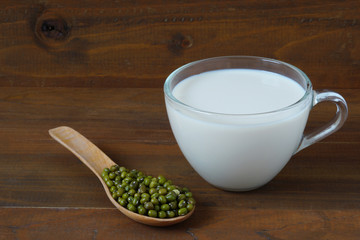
left=49, top=126, right=194, bottom=227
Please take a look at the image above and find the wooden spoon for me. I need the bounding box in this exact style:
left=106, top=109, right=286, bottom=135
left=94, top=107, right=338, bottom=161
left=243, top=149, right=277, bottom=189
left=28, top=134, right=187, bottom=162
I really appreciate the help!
left=49, top=126, right=194, bottom=227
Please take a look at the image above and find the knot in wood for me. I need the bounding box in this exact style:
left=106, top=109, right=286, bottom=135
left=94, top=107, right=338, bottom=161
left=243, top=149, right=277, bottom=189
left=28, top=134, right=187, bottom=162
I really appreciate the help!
left=35, top=12, right=70, bottom=47
left=169, top=34, right=193, bottom=55
left=40, top=19, right=69, bottom=41
left=180, top=36, right=193, bottom=49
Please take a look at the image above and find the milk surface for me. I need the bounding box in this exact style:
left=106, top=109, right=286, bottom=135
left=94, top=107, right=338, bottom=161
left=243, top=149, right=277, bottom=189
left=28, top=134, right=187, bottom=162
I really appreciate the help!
left=165, top=68, right=312, bottom=191
left=172, top=69, right=305, bottom=114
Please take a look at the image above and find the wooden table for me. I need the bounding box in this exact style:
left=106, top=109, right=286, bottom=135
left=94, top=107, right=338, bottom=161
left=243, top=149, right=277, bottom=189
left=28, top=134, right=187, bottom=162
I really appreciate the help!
left=0, top=1, right=359, bottom=239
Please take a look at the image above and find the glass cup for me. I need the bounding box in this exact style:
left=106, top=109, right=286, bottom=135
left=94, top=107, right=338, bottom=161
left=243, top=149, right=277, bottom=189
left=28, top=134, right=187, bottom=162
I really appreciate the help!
left=164, top=56, right=348, bottom=191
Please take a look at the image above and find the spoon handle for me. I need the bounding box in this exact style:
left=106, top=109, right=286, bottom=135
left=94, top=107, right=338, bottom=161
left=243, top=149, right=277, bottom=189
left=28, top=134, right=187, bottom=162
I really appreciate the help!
left=49, top=126, right=116, bottom=176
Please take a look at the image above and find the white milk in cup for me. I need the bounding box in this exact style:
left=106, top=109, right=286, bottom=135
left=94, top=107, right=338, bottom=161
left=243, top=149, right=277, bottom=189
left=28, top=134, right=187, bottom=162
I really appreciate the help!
left=164, top=56, right=348, bottom=191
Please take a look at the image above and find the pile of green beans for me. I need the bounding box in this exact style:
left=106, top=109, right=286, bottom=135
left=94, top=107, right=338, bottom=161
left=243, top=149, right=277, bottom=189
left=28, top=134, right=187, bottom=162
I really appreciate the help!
left=101, top=165, right=195, bottom=218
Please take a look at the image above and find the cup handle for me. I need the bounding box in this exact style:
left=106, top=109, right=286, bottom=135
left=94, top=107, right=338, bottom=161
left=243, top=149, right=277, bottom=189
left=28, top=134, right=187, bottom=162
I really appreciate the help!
left=295, top=90, right=348, bottom=154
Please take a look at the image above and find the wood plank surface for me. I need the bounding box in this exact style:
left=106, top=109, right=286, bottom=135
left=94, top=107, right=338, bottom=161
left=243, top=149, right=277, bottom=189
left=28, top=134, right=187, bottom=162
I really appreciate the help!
left=0, top=0, right=358, bottom=88
left=0, top=85, right=358, bottom=239
left=1, top=208, right=360, bottom=240
left=0, top=88, right=358, bottom=210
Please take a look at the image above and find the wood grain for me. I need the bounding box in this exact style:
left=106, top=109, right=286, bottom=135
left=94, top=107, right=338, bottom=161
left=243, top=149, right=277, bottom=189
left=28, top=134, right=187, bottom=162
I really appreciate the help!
left=1, top=208, right=360, bottom=240
left=0, top=0, right=359, bottom=88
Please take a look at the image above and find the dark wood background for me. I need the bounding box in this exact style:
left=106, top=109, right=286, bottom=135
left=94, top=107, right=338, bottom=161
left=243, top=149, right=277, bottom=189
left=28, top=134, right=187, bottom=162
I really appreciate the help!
left=0, top=0, right=359, bottom=239
left=0, top=0, right=359, bottom=89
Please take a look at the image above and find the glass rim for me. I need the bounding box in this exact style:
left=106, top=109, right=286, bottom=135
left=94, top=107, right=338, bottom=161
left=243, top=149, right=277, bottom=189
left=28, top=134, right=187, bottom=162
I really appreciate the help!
left=164, top=56, right=313, bottom=116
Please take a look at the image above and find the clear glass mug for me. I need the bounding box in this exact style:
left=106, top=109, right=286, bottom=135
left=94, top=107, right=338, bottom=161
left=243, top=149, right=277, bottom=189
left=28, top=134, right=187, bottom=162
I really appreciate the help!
left=164, top=56, right=348, bottom=191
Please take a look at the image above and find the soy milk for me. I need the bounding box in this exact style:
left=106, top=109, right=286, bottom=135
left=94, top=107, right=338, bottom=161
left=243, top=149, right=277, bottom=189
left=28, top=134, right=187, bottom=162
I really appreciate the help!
left=165, top=69, right=312, bottom=190
left=172, top=69, right=305, bottom=114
